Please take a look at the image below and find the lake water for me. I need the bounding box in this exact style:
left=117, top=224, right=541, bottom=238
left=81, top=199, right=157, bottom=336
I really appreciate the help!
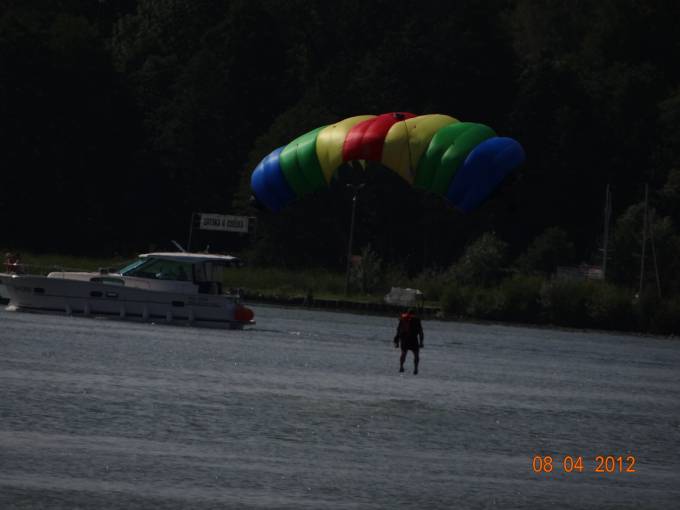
left=1, top=305, right=679, bottom=509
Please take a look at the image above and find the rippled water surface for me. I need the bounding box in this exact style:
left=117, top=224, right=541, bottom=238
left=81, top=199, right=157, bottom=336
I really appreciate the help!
left=1, top=305, right=679, bottom=509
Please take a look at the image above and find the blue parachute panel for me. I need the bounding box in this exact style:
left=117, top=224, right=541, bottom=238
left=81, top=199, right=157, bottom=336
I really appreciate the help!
left=251, top=147, right=295, bottom=212
left=445, top=137, right=525, bottom=213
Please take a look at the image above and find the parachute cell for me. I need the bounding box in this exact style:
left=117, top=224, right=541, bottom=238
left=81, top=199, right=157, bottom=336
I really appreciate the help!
left=417, top=122, right=496, bottom=195
left=279, top=126, right=327, bottom=196
left=316, top=115, right=376, bottom=183
left=343, top=112, right=416, bottom=162
left=250, top=112, right=524, bottom=213
left=382, top=114, right=457, bottom=183
left=446, top=137, right=526, bottom=212
left=250, top=147, right=295, bottom=212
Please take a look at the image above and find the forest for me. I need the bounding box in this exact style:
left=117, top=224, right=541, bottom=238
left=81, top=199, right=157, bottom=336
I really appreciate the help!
left=1, top=0, right=680, bottom=330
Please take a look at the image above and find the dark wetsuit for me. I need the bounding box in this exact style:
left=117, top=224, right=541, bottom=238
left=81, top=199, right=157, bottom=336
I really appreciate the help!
left=394, top=312, right=424, bottom=374
left=395, top=313, right=423, bottom=351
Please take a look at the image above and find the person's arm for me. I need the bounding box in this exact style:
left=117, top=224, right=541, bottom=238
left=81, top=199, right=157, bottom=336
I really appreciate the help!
left=417, top=319, right=424, bottom=347
left=393, top=322, right=400, bottom=347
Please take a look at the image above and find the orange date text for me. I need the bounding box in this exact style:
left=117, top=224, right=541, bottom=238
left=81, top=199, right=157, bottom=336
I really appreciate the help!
left=531, top=455, right=636, bottom=474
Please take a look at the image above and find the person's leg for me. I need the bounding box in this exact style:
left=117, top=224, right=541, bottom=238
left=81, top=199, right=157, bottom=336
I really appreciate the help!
left=399, top=350, right=407, bottom=372
left=413, top=349, right=419, bottom=374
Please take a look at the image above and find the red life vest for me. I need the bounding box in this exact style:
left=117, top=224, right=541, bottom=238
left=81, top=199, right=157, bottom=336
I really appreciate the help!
left=399, top=312, right=414, bottom=338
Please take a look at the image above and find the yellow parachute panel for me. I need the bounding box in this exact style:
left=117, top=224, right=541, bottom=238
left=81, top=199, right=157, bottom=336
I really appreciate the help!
left=381, top=114, right=457, bottom=183
left=316, top=115, right=376, bottom=182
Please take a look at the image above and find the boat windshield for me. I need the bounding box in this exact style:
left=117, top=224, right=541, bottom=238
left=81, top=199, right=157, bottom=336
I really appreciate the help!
left=118, top=257, right=193, bottom=281
left=117, top=259, right=146, bottom=275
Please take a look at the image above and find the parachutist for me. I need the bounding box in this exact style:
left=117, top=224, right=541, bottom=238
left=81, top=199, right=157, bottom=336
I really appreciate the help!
left=394, top=308, right=424, bottom=374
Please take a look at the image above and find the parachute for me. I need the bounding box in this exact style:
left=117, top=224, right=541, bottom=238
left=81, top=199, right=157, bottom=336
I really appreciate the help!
left=250, top=112, right=525, bottom=213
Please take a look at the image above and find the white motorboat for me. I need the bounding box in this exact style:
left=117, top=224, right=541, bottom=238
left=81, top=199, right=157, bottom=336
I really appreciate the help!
left=0, top=252, right=255, bottom=329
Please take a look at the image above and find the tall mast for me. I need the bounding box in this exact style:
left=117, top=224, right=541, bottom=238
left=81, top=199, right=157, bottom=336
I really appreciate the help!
left=602, top=184, right=612, bottom=280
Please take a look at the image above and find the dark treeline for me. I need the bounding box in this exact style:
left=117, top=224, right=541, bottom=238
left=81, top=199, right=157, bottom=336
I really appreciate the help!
left=1, top=0, right=680, bottom=294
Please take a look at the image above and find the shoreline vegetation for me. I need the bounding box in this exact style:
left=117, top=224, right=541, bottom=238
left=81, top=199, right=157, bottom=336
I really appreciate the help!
left=4, top=251, right=678, bottom=337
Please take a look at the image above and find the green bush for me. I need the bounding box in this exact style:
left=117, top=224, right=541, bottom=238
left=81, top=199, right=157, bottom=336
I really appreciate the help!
left=410, top=267, right=449, bottom=302
left=540, top=278, right=595, bottom=328
left=516, top=227, right=574, bottom=275
left=382, top=264, right=409, bottom=290
left=632, top=289, right=660, bottom=331
left=466, top=287, right=504, bottom=320
left=498, top=275, right=544, bottom=322
left=587, top=283, right=635, bottom=331
left=223, top=266, right=345, bottom=297
left=441, top=284, right=470, bottom=316
left=349, top=245, right=384, bottom=293
left=442, top=285, right=503, bottom=320
left=650, top=297, right=680, bottom=335
left=450, top=232, right=508, bottom=287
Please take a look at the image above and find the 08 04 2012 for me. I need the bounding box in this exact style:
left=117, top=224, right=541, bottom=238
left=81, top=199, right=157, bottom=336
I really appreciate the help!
left=531, top=455, right=636, bottom=474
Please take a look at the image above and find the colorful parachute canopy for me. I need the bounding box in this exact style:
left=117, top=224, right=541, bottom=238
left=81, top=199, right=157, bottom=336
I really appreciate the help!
left=250, top=112, right=525, bottom=213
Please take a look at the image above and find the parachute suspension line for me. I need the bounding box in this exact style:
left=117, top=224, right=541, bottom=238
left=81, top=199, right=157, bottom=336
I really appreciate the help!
left=344, top=176, right=366, bottom=295
left=402, top=114, right=415, bottom=182
left=407, top=121, right=415, bottom=181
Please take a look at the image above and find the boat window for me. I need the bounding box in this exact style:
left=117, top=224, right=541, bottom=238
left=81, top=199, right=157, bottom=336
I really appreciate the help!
left=194, top=263, right=206, bottom=282
left=118, top=259, right=146, bottom=275
left=120, top=258, right=193, bottom=281
left=195, top=262, right=224, bottom=282
left=198, top=282, right=222, bottom=295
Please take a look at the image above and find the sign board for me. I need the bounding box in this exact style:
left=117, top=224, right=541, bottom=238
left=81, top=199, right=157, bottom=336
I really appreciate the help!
left=199, top=213, right=249, bottom=233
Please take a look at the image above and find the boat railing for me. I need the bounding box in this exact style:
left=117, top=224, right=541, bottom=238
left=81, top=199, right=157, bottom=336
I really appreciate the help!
left=3, top=263, right=109, bottom=276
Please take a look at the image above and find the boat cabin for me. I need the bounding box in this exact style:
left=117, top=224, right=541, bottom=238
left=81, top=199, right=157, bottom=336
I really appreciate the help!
left=117, top=252, right=242, bottom=294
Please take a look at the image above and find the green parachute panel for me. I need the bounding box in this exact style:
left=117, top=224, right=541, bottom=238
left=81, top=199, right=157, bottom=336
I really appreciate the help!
left=279, top=126, right=327, bottom=196
left=415, top=123, right=496, bottom=194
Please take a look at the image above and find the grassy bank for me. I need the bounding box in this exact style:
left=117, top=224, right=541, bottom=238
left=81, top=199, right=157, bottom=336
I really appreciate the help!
left=223, top=267, right=348, bottom=300
left=222, top=266, right=443, bottom=307
left=441, top=275, right=680, bottom=336
left=228, top=268, right=680, bottom=335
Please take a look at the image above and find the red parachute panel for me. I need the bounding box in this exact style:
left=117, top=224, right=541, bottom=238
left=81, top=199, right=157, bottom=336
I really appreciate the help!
left=342, top=112, right=416, bottom=162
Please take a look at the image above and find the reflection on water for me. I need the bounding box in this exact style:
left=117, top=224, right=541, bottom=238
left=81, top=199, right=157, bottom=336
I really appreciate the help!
left=1, top=305, right=679, bottom=509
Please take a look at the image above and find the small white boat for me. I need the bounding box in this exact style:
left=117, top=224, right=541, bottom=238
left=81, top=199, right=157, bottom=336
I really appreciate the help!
left=0, top=252, right=255, bottom=329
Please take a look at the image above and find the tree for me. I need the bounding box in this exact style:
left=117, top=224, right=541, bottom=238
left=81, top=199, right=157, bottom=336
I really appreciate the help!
left=450, top=232, right=508, bottom=287
left=0, top=5, right=139, bottom=253
left=349, top=245, right=384, bottom=294
left=516, top=227, right=574, bottom=275
left=610, top=202, right=680, bottom=294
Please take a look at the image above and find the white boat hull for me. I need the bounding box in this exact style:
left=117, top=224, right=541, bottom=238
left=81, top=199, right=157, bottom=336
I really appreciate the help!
left=0, top=274, right=254, bottom=329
